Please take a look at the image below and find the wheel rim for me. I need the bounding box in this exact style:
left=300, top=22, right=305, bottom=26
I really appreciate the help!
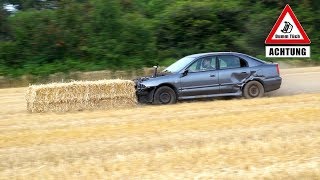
left=159, top=92, right=171, bottom=103
left=249, top=85, right=260, bottom=97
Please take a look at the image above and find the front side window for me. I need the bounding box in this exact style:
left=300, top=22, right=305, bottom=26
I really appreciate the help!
left=188, top=56, right=216, bottom=72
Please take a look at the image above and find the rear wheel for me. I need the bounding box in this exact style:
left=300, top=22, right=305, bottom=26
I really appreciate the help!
left=243, top=81, right=264, bottom=99
left=153, top=86, right=177, bottom=105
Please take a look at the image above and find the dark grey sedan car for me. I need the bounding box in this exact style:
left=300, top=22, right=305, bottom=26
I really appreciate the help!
left=135, top=52, right=281, bottom=104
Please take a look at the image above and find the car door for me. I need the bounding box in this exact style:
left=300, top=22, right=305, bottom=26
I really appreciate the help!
left=218, top=55, right=250, bottom=93
left=179, top=56, right=219, bottom=97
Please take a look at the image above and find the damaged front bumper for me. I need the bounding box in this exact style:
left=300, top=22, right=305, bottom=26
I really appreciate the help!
left=134, top=78, right=155, bottom=104
left=136, top=87, right=155, bottom=104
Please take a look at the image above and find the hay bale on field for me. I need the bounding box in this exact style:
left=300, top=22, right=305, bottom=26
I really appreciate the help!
left=26, top=79, right=137, bottom=113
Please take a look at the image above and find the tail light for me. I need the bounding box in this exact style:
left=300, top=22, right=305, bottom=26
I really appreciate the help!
left=276, top=64, right=280, bottom=75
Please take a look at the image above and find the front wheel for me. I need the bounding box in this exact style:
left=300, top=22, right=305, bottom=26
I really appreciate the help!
left=243, top=81, right=264, bottom=99
left=153, top=86, right=177, bottom=105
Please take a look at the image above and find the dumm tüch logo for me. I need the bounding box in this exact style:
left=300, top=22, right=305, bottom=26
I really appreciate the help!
left=265, top=4, right=311, bottom=58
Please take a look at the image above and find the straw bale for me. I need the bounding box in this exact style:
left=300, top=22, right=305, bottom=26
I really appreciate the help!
left=113, top=71, right=129, bottom=79
left=26, top=79, right=137, bottom=112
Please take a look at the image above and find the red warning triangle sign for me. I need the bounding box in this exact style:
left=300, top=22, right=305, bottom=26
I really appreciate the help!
left=265, top=4, right=311, bottom=44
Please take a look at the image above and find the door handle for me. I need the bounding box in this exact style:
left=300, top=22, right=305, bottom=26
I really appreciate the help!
left=209, top=74, right=215, bottom=77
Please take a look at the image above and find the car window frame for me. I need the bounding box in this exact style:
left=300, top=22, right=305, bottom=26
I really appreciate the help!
left=217, top=55, right=248, bottom=70
left=185, top=56, right=218, bottom=73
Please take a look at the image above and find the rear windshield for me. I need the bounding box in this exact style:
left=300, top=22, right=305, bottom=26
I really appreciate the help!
left=244, top=55, right=268, bottom=64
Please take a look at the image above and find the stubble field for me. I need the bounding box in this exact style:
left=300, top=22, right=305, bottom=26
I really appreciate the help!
left=0, top=67, right=320, bottom=179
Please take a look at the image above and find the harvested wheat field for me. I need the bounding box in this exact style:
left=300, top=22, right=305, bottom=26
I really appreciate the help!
left=0, top=86, right=320, bottom=179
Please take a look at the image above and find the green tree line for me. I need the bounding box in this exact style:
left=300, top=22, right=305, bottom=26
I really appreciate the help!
left=0, top=0, right=319, bottom=77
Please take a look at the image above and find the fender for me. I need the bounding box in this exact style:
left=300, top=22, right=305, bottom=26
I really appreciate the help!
left=238, top=70, right=265, bottom=90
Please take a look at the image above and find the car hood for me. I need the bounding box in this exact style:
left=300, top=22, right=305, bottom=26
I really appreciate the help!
left=135, top=72, right=178, bottom=88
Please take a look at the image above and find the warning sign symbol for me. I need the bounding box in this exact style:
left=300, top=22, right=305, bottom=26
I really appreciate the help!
left=281, top=22, right=293, bottom=33
left=265, top=4, right=311, bottom=44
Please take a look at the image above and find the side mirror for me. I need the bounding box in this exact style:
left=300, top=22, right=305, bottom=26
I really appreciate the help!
left=182, top=69, right=189, bottom=77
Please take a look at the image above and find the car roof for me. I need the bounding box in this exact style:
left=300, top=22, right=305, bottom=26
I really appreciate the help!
left=186, top=52, right=246, bottom=58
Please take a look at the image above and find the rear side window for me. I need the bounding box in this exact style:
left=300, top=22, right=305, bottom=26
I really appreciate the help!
left=218, top=55, right=247, bottom=69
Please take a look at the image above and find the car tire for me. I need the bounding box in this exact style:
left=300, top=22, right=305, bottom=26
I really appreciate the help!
left=153, top=86, right=177, bottom=105
left=243, top=81, right=264, bottom=99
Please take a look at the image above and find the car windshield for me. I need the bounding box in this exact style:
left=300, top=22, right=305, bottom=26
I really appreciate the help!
left=163, top=57, right=195, bottom=73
